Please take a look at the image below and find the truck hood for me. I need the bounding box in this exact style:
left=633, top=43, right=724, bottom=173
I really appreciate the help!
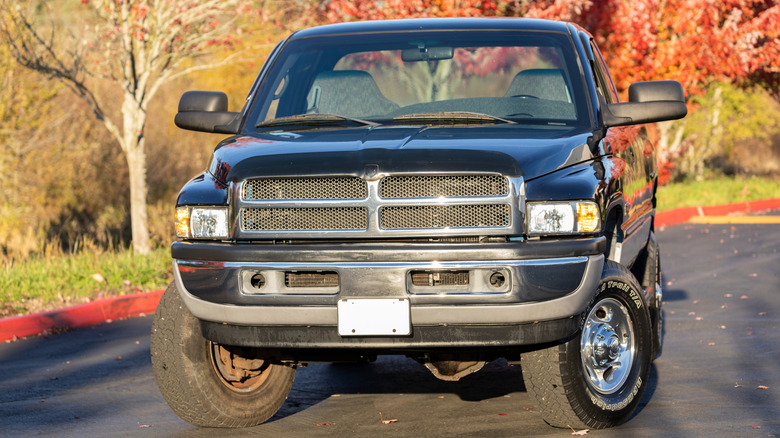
left=208, top=126, right=596, bottom=183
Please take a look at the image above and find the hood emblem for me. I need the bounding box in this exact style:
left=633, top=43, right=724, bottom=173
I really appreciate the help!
left=365, top=164, right=379, bottom=179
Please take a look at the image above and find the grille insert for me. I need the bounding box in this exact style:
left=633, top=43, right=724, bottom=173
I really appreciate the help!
left=380, top=175, right=508, bottom=198
left=411, top=271, right=470, bottom=287
left=242, top=207, right=367, bottom=231
left=380, top=205, right=510, bottom=229
left=243, top=177, right=367, bottom=200
left=285, top=271, right=339, bottom=288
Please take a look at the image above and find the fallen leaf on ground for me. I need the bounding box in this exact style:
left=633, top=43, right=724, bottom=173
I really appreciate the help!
left=759, top=312, right=768, bottom=316
left=721, top=304, right=728, bottom=309
left=724, top=293, right=733, bottom=298
left=316, top=422, right=335, bottom=426
left=751, top=426, right=761, bottom=429
left=740, top=295, right=750, bottom=299
left=756, top=386, right=769, bottom=390
left=692, top=300, right=700, bottom=304
left=749, top=273, right=758, bottom=277
left=138, top=423, right=151, bottom=428
left=379, top=412, right=398, bottom=424
left=708, top=342, right=715, bottom=346
left=747, top=331, right=755, bottom=336
left=720, top=325, right=727, bottom=329
left=568, top=425, right=590, bottom=435
left=688, top=312, right=696, bottom=316
left=695, top=317, right=703, bottom=321
left=498, top=413, right=508, bottom=416
left=735, top=382, right=744, bottom=388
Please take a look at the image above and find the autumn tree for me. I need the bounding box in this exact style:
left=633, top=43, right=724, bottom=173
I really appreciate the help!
left=584, top=0, right=780, bottom=180
left=0, top=0, right=254, bottom=254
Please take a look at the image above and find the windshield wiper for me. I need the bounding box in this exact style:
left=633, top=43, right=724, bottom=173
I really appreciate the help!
left=392, top=112, right=516, bottom=125
left=256, top=113, right=379, bottom=129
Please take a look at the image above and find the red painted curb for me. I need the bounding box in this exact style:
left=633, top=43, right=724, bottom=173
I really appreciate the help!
left=0, top=289, right=164, bottom=342
left=656, top=197, right=780, bottom=227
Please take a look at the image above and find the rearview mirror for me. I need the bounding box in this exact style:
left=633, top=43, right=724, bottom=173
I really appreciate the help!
left=603, top=81, right=687, bottom=127
left=402, top=46, right=454, bottom=62
left=174, top=91, right=240, bottom=134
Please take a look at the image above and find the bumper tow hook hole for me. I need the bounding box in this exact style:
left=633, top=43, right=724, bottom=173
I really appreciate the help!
left=489, top=272, right=505, bottom=288
left=250, top=273, right=266, bottom=289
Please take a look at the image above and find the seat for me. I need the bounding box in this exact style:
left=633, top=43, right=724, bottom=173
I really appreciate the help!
left=306, top=70, right=400, bottom=118
left=504, top=69, right=571, bottom=102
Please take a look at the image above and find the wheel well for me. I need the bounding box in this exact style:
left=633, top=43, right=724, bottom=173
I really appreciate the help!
left=603, top=207, right=623, bottom=262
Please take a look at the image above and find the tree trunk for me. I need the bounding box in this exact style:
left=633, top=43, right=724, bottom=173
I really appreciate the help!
left=121, top=94, right=151, bottom=255
left=126, top=146, right=150, bottom=254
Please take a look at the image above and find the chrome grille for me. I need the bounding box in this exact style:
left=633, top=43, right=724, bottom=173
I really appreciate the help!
left=380, top=175, right=508, bottom=198
left=236, top=173, right=520, bottom=238
left=243, top=177, right=367, bottom=200
left=380, top=205, right=510, bottom=229
left=241, top=207, right=368, bottom=230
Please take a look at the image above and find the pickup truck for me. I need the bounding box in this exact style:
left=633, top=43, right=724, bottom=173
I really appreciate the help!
left=151, top=17, right=686, bottom=429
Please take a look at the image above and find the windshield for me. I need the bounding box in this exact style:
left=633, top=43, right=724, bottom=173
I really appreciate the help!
left=245, top=30, right=590, bottom=132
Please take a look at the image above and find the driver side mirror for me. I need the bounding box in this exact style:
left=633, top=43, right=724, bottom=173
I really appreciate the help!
left=174, top=91, right=240, bottom=134
left=603, top=81, right=687, bottom=127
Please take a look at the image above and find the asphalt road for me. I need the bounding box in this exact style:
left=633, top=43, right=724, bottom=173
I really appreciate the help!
left=1, top=220, right=778, bottom=437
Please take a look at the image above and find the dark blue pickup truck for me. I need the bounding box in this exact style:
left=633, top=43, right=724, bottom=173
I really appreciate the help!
left=151, top=17, right=686, bottom=429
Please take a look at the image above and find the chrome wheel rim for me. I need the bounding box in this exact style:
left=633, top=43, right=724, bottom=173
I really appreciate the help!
left=581, top=297, right=635, bottom=395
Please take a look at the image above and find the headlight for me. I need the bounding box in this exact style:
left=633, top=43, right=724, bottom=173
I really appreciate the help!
left=176, top=206, right=230, bottom=239
left=526, top=201, right=600, bottom=235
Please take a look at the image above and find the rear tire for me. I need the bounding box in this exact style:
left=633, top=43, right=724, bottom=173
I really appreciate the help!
left=521, top=261, right=652, bottom=429
left=151, top=283, right=295, bottom=427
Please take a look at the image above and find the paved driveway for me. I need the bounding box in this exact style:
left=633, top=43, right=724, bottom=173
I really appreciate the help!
left=1, top=220, right=778, bottom=437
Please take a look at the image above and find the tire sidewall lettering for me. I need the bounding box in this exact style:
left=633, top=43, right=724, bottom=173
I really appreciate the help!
left=599, top=280, right=643, bottom=309
left=589, top=376, right=642, bottom=412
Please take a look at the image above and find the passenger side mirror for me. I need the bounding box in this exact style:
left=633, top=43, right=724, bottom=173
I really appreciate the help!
left=174, top=91, right=241, bottom=134
left=603, top=81, right=687, bottom=127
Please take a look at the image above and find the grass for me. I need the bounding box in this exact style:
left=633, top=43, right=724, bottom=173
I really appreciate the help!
left=657, top=175, right=780, bottom=212
left=2, top=176, right=778, bottom=318
left=1, top=247, right=171, bottom=317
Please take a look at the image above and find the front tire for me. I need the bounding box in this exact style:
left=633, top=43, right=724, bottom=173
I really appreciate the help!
left=521, top=261, right=652, bottom=429
left=151, top=283, right=296, bottom=427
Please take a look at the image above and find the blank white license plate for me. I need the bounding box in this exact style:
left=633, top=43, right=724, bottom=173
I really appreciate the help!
left=337, top=298, right=410, bottom=336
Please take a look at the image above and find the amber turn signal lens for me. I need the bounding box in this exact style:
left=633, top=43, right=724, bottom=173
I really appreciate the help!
left=176, top=207, right=190, bottom=238
left=577, top=202, right=600, bottom=232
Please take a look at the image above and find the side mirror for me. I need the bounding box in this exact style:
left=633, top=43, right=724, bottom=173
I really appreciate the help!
left=603, top=81, right=687, bottom=127
left=174, top=91, right=240, bottom=134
